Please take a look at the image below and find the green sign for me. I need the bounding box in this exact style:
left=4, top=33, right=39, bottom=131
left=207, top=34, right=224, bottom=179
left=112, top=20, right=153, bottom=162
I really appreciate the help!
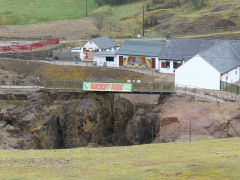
left=83, top=82, right=132, bottom=92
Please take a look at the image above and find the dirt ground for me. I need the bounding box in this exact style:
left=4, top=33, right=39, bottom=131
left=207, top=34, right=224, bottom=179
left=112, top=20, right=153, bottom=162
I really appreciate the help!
left=0, top=17, right=97, bottom=40
left=154, top=95, right=240, bottom=142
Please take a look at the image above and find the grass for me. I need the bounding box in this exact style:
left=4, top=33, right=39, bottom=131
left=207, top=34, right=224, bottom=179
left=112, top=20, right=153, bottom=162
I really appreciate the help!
left=0, top=60, right=157, bottom=82
left=91, top=0, right=240, bottom=37
left=0, top=0, right=98, bottom=25
left=0, top=138, right=240, bottom=179
left=1, top=0, right=240, bottom=38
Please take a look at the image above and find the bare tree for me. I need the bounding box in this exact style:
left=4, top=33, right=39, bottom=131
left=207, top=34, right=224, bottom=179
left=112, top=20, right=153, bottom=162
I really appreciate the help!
left=94, top=16, right=105, bottom=32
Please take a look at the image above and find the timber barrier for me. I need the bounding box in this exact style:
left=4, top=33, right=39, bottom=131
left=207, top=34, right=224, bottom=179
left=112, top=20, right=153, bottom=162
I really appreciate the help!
left=0, top=79, right=239, bottom=102
left=44, top=79, right=175, bottom=94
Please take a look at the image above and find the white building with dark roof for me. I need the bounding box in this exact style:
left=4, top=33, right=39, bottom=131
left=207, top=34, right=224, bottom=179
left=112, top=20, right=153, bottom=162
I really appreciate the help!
left=93, top=40, right=164, bottom=69
left=175, top=40, right=240, bottom=90
left=93, top=51, right=118, bottom=67
left=158, top=38, right=223, bottom=74
left=116, top=40, right=164, bottom=70
left=80, top=36, right=117, bottom=61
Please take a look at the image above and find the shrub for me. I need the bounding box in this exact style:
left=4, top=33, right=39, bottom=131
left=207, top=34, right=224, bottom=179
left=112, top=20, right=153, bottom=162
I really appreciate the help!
left=191, top=0, right=207, bottom=9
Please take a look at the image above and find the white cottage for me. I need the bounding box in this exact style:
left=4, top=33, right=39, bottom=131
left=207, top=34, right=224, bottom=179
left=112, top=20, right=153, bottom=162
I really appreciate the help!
left=158, top=38, right=223, bottom=74
left=80, top=36, right=116, bottom=61
left=175, top=40, right=240, bottom=90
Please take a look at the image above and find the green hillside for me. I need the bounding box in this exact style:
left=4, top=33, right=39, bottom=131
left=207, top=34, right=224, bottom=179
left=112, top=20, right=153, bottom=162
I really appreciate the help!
left=0, top=138, right=240, bottom=179
left=0, top=0, right=98, bottom=25
left=91, top=0, right=240, bottom=37
left=1, top=0, right=240, bottom=38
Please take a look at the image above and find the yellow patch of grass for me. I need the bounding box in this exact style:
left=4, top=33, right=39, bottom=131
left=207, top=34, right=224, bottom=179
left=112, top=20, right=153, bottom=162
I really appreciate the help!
left=41, top=65, right=156, bottom=82
left=0, top=138, right=240, bottom=179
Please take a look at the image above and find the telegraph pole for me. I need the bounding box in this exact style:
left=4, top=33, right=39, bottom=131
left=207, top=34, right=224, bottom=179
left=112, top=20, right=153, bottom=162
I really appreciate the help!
left=142, top=2, right=144, bottom=37
left=86, top=0, right=88, bottom=16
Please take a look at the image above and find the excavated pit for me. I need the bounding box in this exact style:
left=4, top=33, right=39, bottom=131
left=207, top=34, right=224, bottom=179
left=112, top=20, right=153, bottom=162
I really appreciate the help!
left=0, top=92, right=161, bottom=149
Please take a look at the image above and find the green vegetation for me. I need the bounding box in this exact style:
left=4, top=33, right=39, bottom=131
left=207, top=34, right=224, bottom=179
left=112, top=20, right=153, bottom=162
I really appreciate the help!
left=0, top=0, right=98, bottom=25
left=91, top=0, right=240, bottom=37
left=1, top=0, right=240, bottom=37
left=0, top=138, right=240, bottom=179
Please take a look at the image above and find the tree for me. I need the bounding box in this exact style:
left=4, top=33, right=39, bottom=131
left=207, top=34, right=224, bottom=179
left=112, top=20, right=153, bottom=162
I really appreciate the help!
left=94, top=15, right=105, bottom=32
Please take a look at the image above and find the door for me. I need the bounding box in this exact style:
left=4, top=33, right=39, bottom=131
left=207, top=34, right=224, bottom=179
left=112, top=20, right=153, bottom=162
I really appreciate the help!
left=151, top=58, right=155, bottom=69
left=119, top=56, right=123, bottom=66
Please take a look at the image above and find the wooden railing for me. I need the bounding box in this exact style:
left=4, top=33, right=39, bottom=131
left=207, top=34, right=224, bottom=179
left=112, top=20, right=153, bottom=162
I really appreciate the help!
left=44, top=79, right=175, bottom=93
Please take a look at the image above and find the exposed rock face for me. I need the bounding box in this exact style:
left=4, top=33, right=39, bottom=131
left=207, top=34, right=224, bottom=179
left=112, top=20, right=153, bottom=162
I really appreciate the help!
left=0, top=92, right=161, bottom=149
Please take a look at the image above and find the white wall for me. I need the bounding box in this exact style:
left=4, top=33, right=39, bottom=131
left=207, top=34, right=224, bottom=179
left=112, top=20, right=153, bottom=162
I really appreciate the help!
left=159, top=60, right=181, bottom=74
left=175, top=55, right=221, bottom=90
left=93, top=55, right=119, bottom=67
left=221, top=67, right=240, bottom=83
left=80, top=41, right=100, bottom=60
left=155, top=57, right=158, bottom=71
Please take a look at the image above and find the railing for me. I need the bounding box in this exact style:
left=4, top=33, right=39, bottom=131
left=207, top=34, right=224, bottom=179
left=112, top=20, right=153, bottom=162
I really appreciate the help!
left=176, top=84, right=238, bottom=102
left=220, top=81, right=240, bottom=95
left=0, top=78, right=238, bottom=102
left=44, top=79, right=175, bottom=93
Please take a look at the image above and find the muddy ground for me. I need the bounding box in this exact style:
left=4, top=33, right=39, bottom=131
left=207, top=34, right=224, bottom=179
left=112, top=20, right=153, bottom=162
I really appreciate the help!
left=0, top=17, right=97, bottom=40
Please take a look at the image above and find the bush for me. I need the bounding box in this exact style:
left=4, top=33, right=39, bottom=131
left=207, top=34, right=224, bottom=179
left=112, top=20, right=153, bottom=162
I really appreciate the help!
left=191, top=0, right=207, bottom=9
left=144, top=16, right=158, bottom=27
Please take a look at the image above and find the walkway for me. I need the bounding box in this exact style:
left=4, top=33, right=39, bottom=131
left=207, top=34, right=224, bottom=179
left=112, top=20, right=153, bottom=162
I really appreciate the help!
left=0, top=82, right=238, bottom=103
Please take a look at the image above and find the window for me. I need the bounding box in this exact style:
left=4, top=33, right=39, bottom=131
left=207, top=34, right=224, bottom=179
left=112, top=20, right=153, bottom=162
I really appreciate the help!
left=161, top=61, right=170, bottom=68
left=166, top=61, right=170, bottom=68
left=106, top=57, right=114, bottom=62
left=173, top=62, right=178, bottom=69
left=173, top=61, right=181, bottom=69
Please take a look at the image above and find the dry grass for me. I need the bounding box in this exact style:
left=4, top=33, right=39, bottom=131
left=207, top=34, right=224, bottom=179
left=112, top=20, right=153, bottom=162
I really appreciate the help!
left=0, top=138, right=240, bottom=179
left=0, top=60, right=156, bottom=82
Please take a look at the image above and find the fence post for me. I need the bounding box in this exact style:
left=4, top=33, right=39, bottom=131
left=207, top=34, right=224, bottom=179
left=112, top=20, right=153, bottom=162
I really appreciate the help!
left=151, top=125, right=154, bottom=142
left=189, top=121, right=192, bottom=142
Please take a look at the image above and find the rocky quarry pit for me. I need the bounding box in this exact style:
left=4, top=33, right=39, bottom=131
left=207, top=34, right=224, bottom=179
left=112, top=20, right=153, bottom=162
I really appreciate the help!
left=0, top=92, right=162, bottom=149
left=0, top=89, right=240, bottom=150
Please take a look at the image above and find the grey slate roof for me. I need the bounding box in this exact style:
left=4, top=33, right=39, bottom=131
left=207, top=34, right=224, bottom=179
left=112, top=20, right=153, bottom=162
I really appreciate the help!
left=199, top=40, right=240, bottom=74
left=92, top=36, right=116, bottom=50
left=159, top=38, right=224, bottom=61
left=94, top=51, right=116, bottom=56
left=116, top=40, right=164, bottom=57
left=160, top=38, right=240, bottom=74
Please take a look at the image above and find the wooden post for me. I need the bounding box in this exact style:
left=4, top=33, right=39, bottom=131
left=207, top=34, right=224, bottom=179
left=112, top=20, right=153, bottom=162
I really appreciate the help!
left=189, top=121, right=192, bottom=142
left=86, top=0, right=88, bottom=17
left=151, top=125, right=154, bottom=142
left=142, top=2, right=144, bottom=37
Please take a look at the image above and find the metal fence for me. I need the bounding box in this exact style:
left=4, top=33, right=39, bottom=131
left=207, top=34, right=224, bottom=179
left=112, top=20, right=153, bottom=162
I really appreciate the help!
left=157, top=119, right=240, bottom=143
left=220, top=81, right=240, bottom=95
left=176, top=84, right=238, bottom=102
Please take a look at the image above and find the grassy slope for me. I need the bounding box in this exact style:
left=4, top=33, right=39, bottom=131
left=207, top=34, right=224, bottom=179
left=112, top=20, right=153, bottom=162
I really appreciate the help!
left=0, top=60, right=156, bottom=82
left=1, top=0, right=240, bottom=38
left=91, top=0, right=240, bottom=37
left=0, top=0, right=98, bottom=25
left=0, top=138, right=240, bottom=179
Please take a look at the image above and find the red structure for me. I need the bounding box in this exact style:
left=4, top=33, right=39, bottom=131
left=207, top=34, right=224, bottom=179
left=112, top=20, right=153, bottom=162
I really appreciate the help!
left=0, top=38, right=59, bottom=52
